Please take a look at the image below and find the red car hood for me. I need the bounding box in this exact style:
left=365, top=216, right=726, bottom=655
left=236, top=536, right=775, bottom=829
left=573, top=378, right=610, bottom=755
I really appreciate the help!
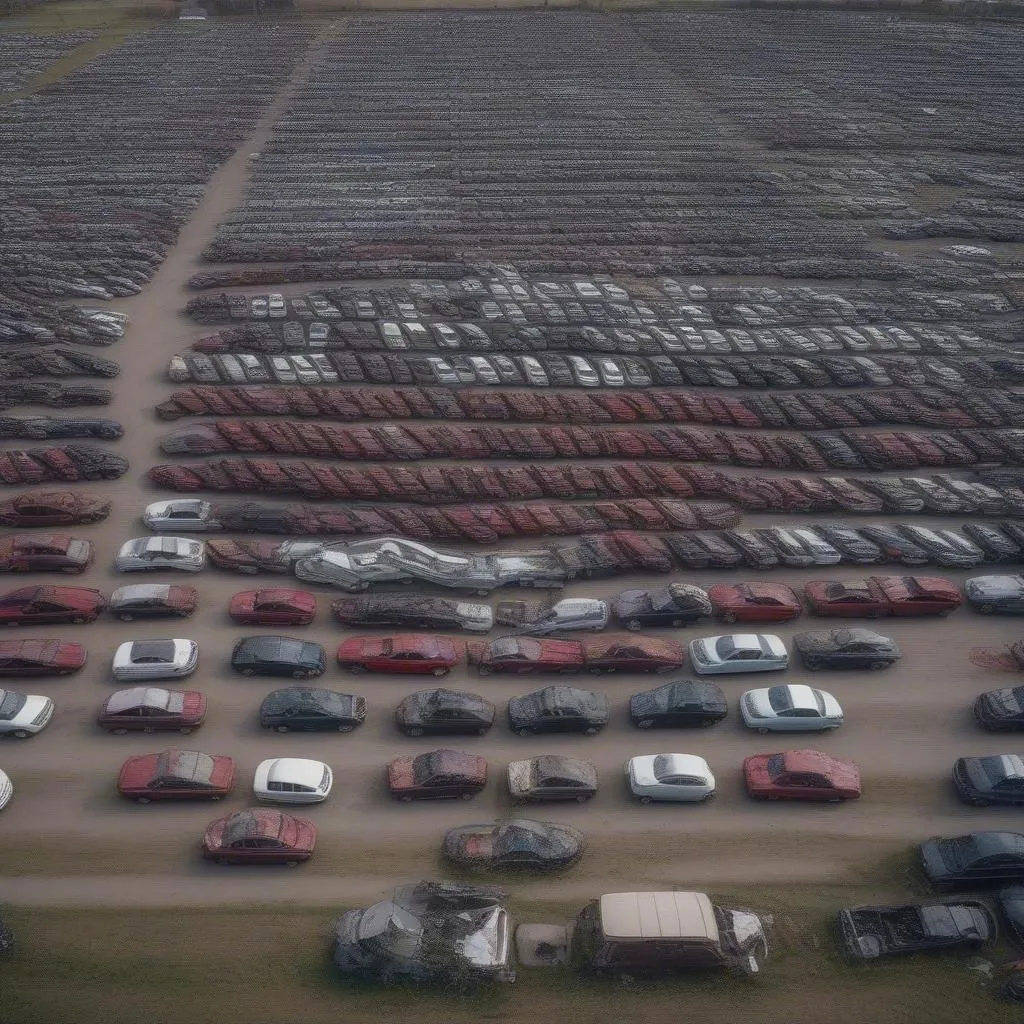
left=387, top=757, right=416, bottom=791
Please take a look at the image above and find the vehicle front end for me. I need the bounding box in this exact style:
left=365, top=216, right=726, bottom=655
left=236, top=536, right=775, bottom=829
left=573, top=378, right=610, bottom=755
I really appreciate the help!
left=837, top=908, right=886, bottom=959
left=9, top=694, right=54, bottom=735
left=740, top=689, right=774, bottom=730
left=506, top=759, right=533, bottom=799
left=687, top=638, right=717, bottom=674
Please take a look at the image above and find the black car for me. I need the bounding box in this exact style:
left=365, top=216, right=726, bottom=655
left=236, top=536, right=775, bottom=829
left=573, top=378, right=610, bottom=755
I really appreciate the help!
left=999, top=885, right=1024, bottom=946
left=794, top=629, right=901, bottom=671
left=330, top=595, right=490, bottom=633
left=231, top=636, right=326, bottom=679
left=814, top=523, right=884, bottom=565
left=259, top=687, right=366, bottom=732
left=395, top=688, right=496, bottom=737
left=858, top=525, right=929, bottom=566
left=610, top=584, right=712, bottom=630
left=963, top=524, right=1021, bottom=562
left=837, top=900, right=995, bottom=960
left=508, top=686, right=609, bottom=737
left=629, top=680, right=728, bottom=729
left=975, top=688, right=1024, bottom=731
left=724, top=530, right=779, bottom=571
left=921, top=831, right=1024, bottom=889
left=442, top=819, right=583, bottom=871
left=954, top=755, right=1024, bottom=807
left=661, top=534, right=712, bottom=570
left=690, top=532, right=744, bottom=569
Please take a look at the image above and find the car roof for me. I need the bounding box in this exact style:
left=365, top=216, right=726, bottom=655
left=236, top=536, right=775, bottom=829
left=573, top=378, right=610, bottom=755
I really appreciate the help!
left=599, top=892, right=718, bottom=942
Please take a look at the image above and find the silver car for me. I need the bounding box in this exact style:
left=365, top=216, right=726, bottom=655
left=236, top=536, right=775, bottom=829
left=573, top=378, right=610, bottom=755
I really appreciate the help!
left=267, top=294, right=287, bottom=319
left=740, top=684, right=843, bottom=733
left=426, top=357, right=460, bottom=386
left=567, top=356, right=600, bottom=387
left=269, top=356, right=298, bottom=384
left=115, top=537, right=205, bottom=573
left=237, top=354, right=269, bottom=383
left=213, top=354, right=247, bottom=384
left=519, top=356, right=549, bottom=386
left=308, top=354, right=339, bottom=383
left=689, top=634, right=789, bottom=675
left=595, top=358, right=625, bottom=387
left=289, top=356, right=320, bottom=384
left=112, top=639, right=198, bottom=682
left=308, top=322, right=331, bottom=346
left=142, top=500, right=216, bottom=532
left=509, top=598, right=610, bottom=635
left=467, top=356, right=500, bottom=385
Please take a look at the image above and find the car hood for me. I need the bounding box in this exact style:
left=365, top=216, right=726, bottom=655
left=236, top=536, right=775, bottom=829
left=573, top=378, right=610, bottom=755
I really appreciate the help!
left=9, top=694, right=50, bottom=727
left=967, top=576, right=1024, bottom=598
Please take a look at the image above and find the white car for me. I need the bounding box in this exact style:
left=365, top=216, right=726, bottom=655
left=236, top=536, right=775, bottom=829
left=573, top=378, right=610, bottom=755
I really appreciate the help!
left=308, top=354, right=338, bottom=383
left=250, top=296, right=269, bottom=318
left=237, top=353, right=269, bottom=382
left=115, top=537, right=205, bottom=573
left=112, top=639, right=198, bottom=682
left=308, top=322, right=331, bottom=345
left=595, top=358, right=625, bottom=387
left=267, top=294, right=286, bottom=318
left=379, top=322, right=407, bottom=349
left=289, top=355, right=320, bottom=384
left=0, top=689, right=54, bottom=738
left=426, top=357, right=460, bottom=385
left=515, top=598, right=610, bottom=635
left=740, top=684, right=844, bottom=733
left=253, top=758, right=333, bottom=804
left=567, top=355, right=600, bottom=387
left=432, top=324, right=461, bottom=349
left=789, top=529, right=842, bottom=566
left=627, top=754, right=716, bottom=804
left=519, top=356, right=549, bottom=386
left=689, top=634, right=788, bottom=675
left=269, top=356, right=298, bottom=383
left=0, top=768, right=11, bottom=811
left=467, top=356, right=500, bottom=385
left=142, top=500, right=216, bottom=532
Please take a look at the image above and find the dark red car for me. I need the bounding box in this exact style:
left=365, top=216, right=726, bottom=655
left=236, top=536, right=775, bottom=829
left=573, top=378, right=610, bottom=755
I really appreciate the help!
left=469, top=637, right=585, bottom=676
left=806, top=576, right=961, bottom=618
left=708, top=583, right=803, bottom=624
left=117, top=749, right=235, bottom=803
left=0, top=586, right=106, bottom=626
left=337, top=634, right=465, bottom=676
left=228, top=588, right=317, bottom=626
left=0, top=491, right=110, bottom=528
left=0, top=534, right=93, bottom=574
left=0, top=638, right=86, bottom=676
left=387, top=748, right=487, bottom=801
left=98, top=687, right=206, bottom=734
left=201, top=808, right=317, bottom=865
left=580, top=635, right=685, bottom=675
left=743, top=750, right=862, bottom=802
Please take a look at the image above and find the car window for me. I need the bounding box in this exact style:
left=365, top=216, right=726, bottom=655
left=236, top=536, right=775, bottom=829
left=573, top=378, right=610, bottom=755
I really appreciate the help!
left=787, top=708, right=822, bottom=718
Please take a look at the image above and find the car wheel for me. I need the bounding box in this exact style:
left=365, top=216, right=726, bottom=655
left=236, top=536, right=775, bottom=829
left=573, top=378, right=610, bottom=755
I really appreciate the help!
left=971, top=797, right=990, bottom=807
left=110, top=728, right=128, bottom=735
left=517, top=728, right=533, bottom=738
left=655, top=664, right=675, bottom=674
left=828, top=797, right=843, bottom=804
left=118, top=613, right=134, bottom=622
left=803, top=657, right=821, bottom=670
left=343, top=664, right=366, bottom=673
left=179, top=727, right=193, bottom=735
left=767, top=795, right=780, bottom=801
left=583, top=726, right=599, bottom=736
left=285, top=860, right=299, bottom=868
left=11, top=729, right=29, bottom=739
left=209, top=795, right=221, bottom=801
left=750, top=793, right=769, bottom=801
left=575, top=794, right=591, bottom=803
left=337, top=724, right=354, bottom=733
left=241, top=668, right=255, bottom=677
left=868, top=661, right=889, bottom=671
left=142, top=727, right=155, bottom=734
left=978, top=604, right=995, bottom=615
left=291, top=670, right=307, bottom=680
left=58, top=670, right=73, bottom=676
left=700, top=718, right=717, bottom=728
left=399, top=795, right=413, bottom=803
left=71, top=617, right=85, bottom=625
left=638, top=795, right=652, bottom=805
left=406, top=727, right=424, bottom=737
left=625, top=619, right=642, bottom=632
left=757, top=727, right=770, bottom=735
left=460, top=791, right=475, bottom=801
left=5, top=622, right=18, bottom=627
left=635, top=719, right=655, bottom=730
left=476, top=726, right=489, bottom=736
left=477, top=666, right=492, bottom=677
left=722, top=611, right=737, bottom=624
left=432, top=667, right=448, bottom=678
left=588, top=667, right=604, bottom=676
left=275, top=725, right=290, bottom=733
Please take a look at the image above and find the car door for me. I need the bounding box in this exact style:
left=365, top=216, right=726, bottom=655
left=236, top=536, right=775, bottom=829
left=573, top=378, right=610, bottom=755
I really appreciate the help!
left=24, top=598, right=67, bottom=624
left=993, top=778, right=1024, bottom=805
left=784, top=709, right=824, bottom=732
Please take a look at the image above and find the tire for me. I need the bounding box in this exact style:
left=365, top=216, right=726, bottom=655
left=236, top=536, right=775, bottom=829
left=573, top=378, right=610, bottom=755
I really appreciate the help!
left=971, top=798, right=990, bottom=807
left=460, top=791, right=475, bottom=800
left=476, top=726, right=489, bottom=736
left=655, top=664, right=675, bottom=674
left=517, top=727, right=533, bottom=738
left=142, top=727, right=154, bottom=734
left=757, top=727, right=770, bottom=735
left=583, top=727, right=599, bottom=736
left=179, top=727, right=192, bottom=735
left=400, top=795, right=413, bottom=803
left=406, top=727, right=424, bottom=737
left=285, top=860, right=299, bottom=868
left=118, top=613, right=134, bottom=622
left=6, top=622, right=18, bottom=627
left=639, top=795, right=652, bottom=805
left=11, top=730, right=29, bottom=739
left=978, top=604, right=994, bottom=615
left=804, top=657, right=821, bottom=671
left=869, top=661, right=889, bottom=671
left=71, top=617, right=85, bottom=625
left=218, top=857, right=232, bottom=866
left=635, top=719, right=654, bottom=730
left=210, top=795, right=221, bottom=801
left=477, top=666, right=492, bottom=677
left=136, top=797, right=150, bottom=804
left=291, top=671, right=307, bottom=680
left=241, top=668, right=255, bottom=677
left=337, top=724, right=354, bottom=733
left=110, top=728, right=128, bottom=735
left=575, top=794, right=590, bottom=804
left=626, top=619, right=641, bottom=632
left=723, top=611, right=737, bottom=624
left=275, top=725, right=290, bottom=733
left=431, top=667, right=448, bottom=678
left=343, top=664, right=365, bottom=674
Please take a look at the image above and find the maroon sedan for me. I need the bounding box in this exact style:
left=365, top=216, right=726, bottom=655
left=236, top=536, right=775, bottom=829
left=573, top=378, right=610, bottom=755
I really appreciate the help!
left=387, top=748, right=487, bottom=801
left=0, top=491, right=110, bottom=528
left=98, top=687, right=206, bottom=734
left=118, top=749, right=235, bottom=803
left=743, top=750, right=862, bottom=802
left=0, top=638, right=86, bottom=676
left=0, top=586, right=106, bottom=626
left=708, top=583, right=803, bottom=624
left=0, top=535, right=93, bottom=574
left=338, top=634, right=465, bottom=676
left=202, top=808, right=317, bottom=865
left=228, top=588, right=317, bottom=626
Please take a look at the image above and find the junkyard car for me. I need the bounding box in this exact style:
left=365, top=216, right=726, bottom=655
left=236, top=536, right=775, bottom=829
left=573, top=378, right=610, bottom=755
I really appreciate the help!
left=0, top=535, right=93, bottom=574
left=0, top=689, right=54, bottom=737
left=0, top=491, right=110, bottom=527
left=922, top=831, right=1024, bottom=888
left=98, top=687, right=206, bottom=734
left=629, top=680, right=728, bottom=729
left=805, top=576, right=961, bottom=617
left=838, top=900, right=995, bottom=959
left=743, top=750, right=861, bottom=801
left=253, top=757, right=333, bottom=803
left=259, top=687, right=365, bottom=733
left=443, top=819, right=583, bottom=870
left=331, top=595, right=492, bottom=632
left=508, top=686, right=609, bottom=736
left=507, top=754, right=598, bottom=802
left=112, top=639, right=198, bottom=682
left=202, top=808, right=317, bottom=865
left=142, top=499, right=218, bottom=532
left=495, top=598, right=608, bottom=634
left=974, top=687, right=1024, bottom=731
left=115, top=537, right=205, bottom=573
left=965, top=575, right=1024, bottom=615
left=117, top=749, right=235, bottom=802
left=0, top=639, right=86, bottom=676
left=954, top=755, right=1024, bottom=806
left=610, top=584, right=712, bottom=629
left=0, top=586, right=105, bottom=625
left=707, top=583, right=802, bottom=624
left=395, top=688, right=495, bottom=737
left=740, top=685, right=844, bottom=733
left=109, top=584, right=197, bottom=621
left=231, top=636, right=325, bottom=679
left=627, top=753, right=716, bottom=803
left=228, top=588, right=317, bottom=626
left=688, top=633, right=788, bottom=675
left=387, top=748, right=487, bottom=801
left=337, top=634, right=465, bottom=676
left=332, top=882, right=515, bottom=984
left=793, top=629, right=901, bottom=671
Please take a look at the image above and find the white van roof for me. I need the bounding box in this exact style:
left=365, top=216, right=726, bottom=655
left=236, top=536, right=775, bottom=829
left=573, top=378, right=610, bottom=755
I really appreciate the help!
left=599, top=892, right=718, bottom=942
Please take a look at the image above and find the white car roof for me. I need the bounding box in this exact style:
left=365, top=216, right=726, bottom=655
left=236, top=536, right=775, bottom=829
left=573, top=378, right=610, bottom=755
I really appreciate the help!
left=111, top=584, right=172, bottom=601
left=260, top=757, right=329, bottom=788
left=783, top=684, right=821, bottom=711
left=600, top=892, right=718, bottom=942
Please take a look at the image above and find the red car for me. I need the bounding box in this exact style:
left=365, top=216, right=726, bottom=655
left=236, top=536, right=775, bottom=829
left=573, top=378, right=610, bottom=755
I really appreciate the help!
left=0, top=490, right=110, bottom=527
left=469, top=637, right=585, bottom=676
left=580, top=635, right=685, bottom=675
left=387, top=748, right=487, bottom=802
left=0, top=586, right=106, bottom=626
left=228, top=588, right=317, bottom=626
left=805, top=576, right=961, bottom=618
left=202, top=808, right=317, bottom=865
left=743, top=750, right=862, bottom=802
left=117, top=749, right=235, bottom=803
left=0, top=638, right=86, bottom=676
left=708, top=583, right=803, bottom=624
left=337, top=634, right=465, bottom=676
left=98, top=687, right=206, bottom=734
left=0, top=534, right=93, bottom=574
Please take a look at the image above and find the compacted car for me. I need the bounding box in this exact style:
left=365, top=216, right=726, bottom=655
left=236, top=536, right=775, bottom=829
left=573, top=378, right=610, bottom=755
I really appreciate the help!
left=0, top=639, right=86, bottom=677
left=108, top=585, right=198, bottom=621
left=805, top=576, right=961, bottom=618
left=0, top=535, right=93, bottom=574
left=442, top=819, right=583, bottom=871
left=0, top=491, right=109, bottom=528
left=953, top=755, right=1024, bottom=806
left=838, top=900, right=995, bottom=959
left=508, top=686, right=609, bottom=736
left=507, top=754, right=598, bottom=803
left=707, top=583, right=802, bottom=624
left=974, top=687, right=1024, bottom=731
left=921, top=831, right=1024, bottom=889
